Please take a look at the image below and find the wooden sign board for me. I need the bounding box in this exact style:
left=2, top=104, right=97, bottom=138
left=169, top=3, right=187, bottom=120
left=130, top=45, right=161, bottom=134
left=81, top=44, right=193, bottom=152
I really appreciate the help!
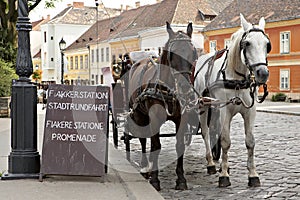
left=41, top=84, right=109, bottom=177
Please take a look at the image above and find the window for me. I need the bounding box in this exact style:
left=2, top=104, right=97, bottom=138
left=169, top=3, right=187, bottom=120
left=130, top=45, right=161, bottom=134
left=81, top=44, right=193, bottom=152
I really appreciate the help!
left=224, top=39, right=231, bottom=49
left=101, top=48, right=104, bottom=62
left=80, top=56, right=83, bottom=69
left=96, top=49, right=99, bottom=62
left=100, top=75, right=103, bottom=84
left=106, top=47, right=109, bottom=62
left=280, top=32, right=290, bottom=54
left=43, top=52, right=47, bottom=66
left=95, top=75, right=98, bottom=85
left=112, top=55, right=116, bottom=63
left=70, top=56, right=73, bottom=69
left=280, top=69, right=290, bottom=90
left=84, top=55, right=88, bottom=69
left=44, top=32, right=47, bottom=43
left=91, top=50, right=94, bottom=63
left=75, top=56, right=78, bottom=69
left=209, top=41, right=217, bottom=53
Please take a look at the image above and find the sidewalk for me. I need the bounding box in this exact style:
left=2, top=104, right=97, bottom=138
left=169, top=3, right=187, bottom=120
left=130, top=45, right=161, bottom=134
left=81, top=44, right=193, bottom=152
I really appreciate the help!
left=256, top=100, right=300, bottom=116
left=0, top=104, right=164, bottom=200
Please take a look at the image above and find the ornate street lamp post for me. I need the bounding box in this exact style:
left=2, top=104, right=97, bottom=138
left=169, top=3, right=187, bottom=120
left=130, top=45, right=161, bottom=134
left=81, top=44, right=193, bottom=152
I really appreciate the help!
left=59, top=38, right=66, bottom=84
left=2, top=0, right=40, bottom=180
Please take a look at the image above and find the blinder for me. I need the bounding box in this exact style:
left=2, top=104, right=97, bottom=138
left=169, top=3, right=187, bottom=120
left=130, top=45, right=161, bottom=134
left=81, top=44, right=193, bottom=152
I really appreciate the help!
left=267, top=41, right=272, bottom=53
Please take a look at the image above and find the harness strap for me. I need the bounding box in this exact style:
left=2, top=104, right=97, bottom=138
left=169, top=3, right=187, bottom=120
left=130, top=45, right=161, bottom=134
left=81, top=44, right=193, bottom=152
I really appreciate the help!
left=257, top=84, right=269, bottom=103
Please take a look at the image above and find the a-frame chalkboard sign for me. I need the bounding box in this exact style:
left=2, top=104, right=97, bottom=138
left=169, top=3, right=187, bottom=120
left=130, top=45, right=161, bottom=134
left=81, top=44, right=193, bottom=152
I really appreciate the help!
left=40, top=84, right=109, bottom=180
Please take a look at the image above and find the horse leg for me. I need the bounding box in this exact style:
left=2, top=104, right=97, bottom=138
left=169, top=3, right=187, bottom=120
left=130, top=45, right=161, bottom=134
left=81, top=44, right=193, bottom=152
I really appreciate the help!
left=149, top=133, right=161, bottom=191
left=146, top=103, right=167, bottom=191
left=139, top=138, right=150, bottom=179
left=175, top=119, right=188, bottom=190
left=200, top=109, right=216, bottom=174
left=219, top=112, right=232, bottom=187
left=242, top=110, right=261, bottom=187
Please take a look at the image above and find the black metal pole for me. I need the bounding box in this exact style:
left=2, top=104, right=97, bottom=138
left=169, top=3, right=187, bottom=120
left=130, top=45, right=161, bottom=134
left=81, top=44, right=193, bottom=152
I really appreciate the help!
left=1, top=0, right=40, bottom=180
left=61, top=51, right=64, bottom=84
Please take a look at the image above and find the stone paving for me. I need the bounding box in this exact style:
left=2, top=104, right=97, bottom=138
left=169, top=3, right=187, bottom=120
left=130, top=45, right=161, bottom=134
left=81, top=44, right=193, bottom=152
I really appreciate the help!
left=115, top=112, right=300, bottom=199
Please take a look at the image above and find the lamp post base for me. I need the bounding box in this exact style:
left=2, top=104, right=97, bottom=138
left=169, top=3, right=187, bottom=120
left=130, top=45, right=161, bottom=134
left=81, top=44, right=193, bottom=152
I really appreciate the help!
left=1, top=173, right=40, bottom=180
left=8, top=151, right=40, bottom=174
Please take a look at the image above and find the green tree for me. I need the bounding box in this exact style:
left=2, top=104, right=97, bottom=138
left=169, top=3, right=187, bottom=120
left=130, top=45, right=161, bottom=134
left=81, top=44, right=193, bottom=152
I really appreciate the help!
left=0, top=0, right=60, bottom=63
left=0, top=59, right=18, bottom=97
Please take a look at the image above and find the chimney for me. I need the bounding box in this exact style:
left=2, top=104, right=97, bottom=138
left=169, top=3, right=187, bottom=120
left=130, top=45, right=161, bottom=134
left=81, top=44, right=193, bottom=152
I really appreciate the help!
left=98, top=2, right=105, bottom=9
left=120, top=4, right=123, bottom=12
left=73, top=2, right=84, bottom=8
left=135, top=1, right=141, bottom=8
left=126, top=5, right=130, bottom=10
left=47, top=15, right=50, bottom=20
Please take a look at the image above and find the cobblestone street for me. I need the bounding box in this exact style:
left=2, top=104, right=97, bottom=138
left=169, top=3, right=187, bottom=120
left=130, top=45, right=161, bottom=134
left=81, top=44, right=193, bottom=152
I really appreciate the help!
left=115, top=112, right=300, bottom=199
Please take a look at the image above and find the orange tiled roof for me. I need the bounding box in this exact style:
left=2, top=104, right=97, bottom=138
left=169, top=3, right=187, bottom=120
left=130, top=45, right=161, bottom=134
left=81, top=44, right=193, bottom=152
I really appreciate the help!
left=66, top=0, right=232, bottom=51
left=31, top=16, right=50, bottom=31
left=204, top=0, right=300, bottom=31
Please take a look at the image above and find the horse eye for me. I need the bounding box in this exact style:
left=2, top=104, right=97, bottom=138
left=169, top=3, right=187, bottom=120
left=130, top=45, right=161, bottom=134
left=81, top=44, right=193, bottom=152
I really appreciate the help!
left=245, top=41, right=251, bottom=47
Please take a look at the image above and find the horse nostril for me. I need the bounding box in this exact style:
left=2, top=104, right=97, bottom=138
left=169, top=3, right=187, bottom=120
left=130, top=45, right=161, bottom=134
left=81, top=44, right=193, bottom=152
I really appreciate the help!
left=257, top=70, right=260, bottom=76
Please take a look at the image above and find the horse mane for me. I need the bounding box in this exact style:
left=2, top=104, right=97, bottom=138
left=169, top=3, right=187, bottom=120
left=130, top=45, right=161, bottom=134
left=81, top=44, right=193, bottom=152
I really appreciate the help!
left=227, top=28, right=244, bottom=69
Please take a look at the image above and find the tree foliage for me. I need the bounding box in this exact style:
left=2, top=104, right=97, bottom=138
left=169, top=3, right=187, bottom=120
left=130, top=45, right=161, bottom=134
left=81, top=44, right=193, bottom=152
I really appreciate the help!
left=0, top=0, right=60, bottom=63
left=0, top=59, right=18, bottom=97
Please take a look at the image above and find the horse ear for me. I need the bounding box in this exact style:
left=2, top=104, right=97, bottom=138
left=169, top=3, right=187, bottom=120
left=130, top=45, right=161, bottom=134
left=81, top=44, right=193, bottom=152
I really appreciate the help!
left=258, top=17, right=266, bottom=31
left=187, top=22, right=193, bottom=38
left=240, top=13, right=251, bottom=31
left=166, top=21, right=175, bottom=38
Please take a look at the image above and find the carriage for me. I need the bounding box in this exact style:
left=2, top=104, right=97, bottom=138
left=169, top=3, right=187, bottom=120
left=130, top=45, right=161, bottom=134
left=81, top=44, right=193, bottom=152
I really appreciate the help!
left=110, top=50, right=203, bottom=157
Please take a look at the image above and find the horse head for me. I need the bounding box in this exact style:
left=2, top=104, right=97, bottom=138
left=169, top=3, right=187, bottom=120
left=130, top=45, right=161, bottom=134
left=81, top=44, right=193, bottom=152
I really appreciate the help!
left=239, top=14, right=271, bottom=85
left=162, top=22, right=198, bottom=106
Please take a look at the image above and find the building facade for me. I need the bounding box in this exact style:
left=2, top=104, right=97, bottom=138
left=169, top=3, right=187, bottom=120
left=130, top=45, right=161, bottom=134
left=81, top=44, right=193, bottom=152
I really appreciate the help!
left=201, top=0, right=300, bottom=100
left=40, top=2, right=120, bottom=84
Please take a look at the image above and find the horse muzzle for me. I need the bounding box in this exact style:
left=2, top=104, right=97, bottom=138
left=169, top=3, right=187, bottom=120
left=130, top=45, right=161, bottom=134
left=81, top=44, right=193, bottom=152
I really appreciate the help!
left=254, top=66, right=269, bottom=84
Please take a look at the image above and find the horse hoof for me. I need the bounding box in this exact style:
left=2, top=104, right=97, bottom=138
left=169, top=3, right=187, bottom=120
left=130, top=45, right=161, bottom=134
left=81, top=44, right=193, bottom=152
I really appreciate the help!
left=140, top=172, right=150, bottom=179
left=219, top=176, right=231, bottom=187
left=150, top=179, right=161, bottom=191
left=207, top=166, right=217, bottom=175
left=175, top=181, right=188, bottom=190
left=248, top=177, right=261, bottom=187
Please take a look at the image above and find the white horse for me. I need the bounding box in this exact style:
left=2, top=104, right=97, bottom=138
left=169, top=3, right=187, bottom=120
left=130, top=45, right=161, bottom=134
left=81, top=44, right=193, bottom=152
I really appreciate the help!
left=194, top=14, right=271, bottom=187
